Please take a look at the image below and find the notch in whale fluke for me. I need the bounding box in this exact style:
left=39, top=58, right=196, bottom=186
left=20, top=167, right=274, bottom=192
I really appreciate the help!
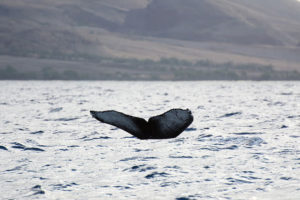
left=90, top=109, right=193, bottom=139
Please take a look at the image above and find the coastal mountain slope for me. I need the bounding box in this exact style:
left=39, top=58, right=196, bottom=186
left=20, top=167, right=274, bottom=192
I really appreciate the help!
left=0, top=0, right=149, bottom=56
left=1, top=0, right=300, bottom=80
left=124, top=0, right=300, bottom=45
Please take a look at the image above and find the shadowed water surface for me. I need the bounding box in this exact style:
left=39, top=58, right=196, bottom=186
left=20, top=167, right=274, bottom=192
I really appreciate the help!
left=0, top=81, right=299, bottom=200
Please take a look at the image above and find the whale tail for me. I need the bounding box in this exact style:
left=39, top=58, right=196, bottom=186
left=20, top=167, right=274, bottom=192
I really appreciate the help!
left=90, top=109, right=193, bottom=139
left=148, top=109, right=193, bottom=139
left=90, top=110, right=149, bottom=139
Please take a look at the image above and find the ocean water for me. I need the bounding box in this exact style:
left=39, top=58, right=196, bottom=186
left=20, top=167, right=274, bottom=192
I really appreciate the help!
left=0, top=81, right=299, bottom=200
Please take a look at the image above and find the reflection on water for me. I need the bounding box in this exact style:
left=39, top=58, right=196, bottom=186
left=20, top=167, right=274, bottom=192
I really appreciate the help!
left=0, top=81, right=299, bottom=200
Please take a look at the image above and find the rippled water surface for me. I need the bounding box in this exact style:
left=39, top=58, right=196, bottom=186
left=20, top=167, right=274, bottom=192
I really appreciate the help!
left=0, top=81, right=300, bottom=200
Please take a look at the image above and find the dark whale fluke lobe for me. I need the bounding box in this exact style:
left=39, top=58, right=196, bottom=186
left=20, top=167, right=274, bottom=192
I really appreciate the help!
left=90, top=109, right=193, bottom=139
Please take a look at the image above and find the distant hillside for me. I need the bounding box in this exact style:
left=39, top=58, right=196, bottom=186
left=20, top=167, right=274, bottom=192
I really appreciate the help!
left=0, top=0, right=149, bottom=56
left=0, top=0, right=300, bottom=80
left=124, top=0, right=300, bottom=45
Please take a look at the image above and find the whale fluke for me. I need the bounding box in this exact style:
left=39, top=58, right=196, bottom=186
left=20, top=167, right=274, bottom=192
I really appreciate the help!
left=90, top=109, right=193, bottom=139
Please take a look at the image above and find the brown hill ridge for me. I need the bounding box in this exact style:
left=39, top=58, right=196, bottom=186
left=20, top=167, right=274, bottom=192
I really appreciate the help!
left=1, top=0, right=300, bottom=79
left=123, top=0, right=300, bottom=45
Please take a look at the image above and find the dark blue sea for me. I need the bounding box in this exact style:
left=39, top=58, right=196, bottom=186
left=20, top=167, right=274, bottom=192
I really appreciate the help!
left=0, top=81, right=299, bottom=199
